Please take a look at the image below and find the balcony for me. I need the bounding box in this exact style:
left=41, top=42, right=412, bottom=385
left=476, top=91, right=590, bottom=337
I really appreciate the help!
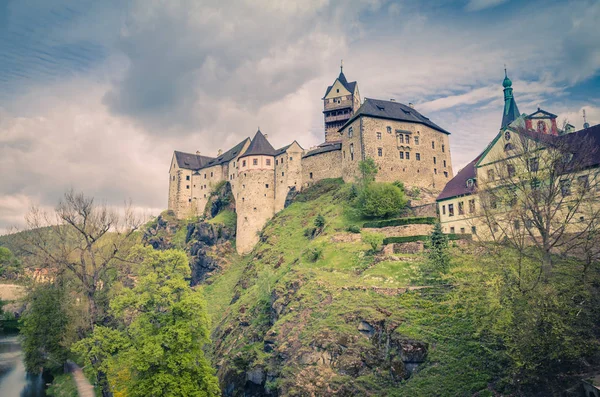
left=325, top=114, right=352, bottom=123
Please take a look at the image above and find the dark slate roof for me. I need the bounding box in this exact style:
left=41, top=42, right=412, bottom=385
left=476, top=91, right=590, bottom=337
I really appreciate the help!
left=527, top=108, right=557, bottom=119
left=274, top=144, right=292, bottom=157
left=302, top=142, right=342, bottom=159
left=239, top=130, right=277, bottom=158
left=174, top=151, right=215, bottom=170
left=323, top=70, right=357, bottom=98
left=201, top=138, right=250, bottom=169
left=341, top=99, right=450, bottom=134
left=501, top=96, right=520, bottom=129
left=548, top=123, right=600, bottom=169
left=437, top=154, right=481, bottom=201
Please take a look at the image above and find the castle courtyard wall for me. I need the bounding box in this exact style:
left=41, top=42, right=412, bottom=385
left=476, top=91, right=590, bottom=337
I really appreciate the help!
left=275, top=143, right=303, bottom=212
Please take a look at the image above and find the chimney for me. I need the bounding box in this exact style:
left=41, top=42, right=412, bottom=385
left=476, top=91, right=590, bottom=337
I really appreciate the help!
left=390, top=98, right=396, bottom=102
left=217, top=149, right=223, bottom=156
left=196, top=151, right=201, bottom=155
left=408, top=103, right=414, bottom=109
left=264, top=134, right=268, bottom=139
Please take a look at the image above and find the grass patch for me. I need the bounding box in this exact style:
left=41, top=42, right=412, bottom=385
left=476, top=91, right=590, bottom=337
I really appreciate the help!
left=383, top=233, right=472, bottom=245
left=206, top=209, right=237, bottom=230
left=46, top=373, right=78, bottom=397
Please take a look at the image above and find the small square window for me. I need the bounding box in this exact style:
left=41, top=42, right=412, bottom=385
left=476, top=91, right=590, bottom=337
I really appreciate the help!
left=442, top=144, right=445, bottom=153
left=186, top=185, right=190, bottom=189
left=415, top=136, right=420, bottom=145
left=399, top=152, right=404, bottom=160
left=266, top=159, right=271, bottom=166
left=444, top=171, right=448, bottom=177
left=460, top=227, right=465, bottom=234
left=242, top=160, right=246, bottom=167
left=432, top=141, right=435, bottom=149
left=450, top=226, right=455, bottom=233
left=415, top=153, right=420, bottom=161
left=387, top=126, right=392, bottom=133
left=448, top=204, right=454, bottom=216
left=405, top=135, right=410, bottom=144
left=442, top=205, right=446, bottom=215
left=471, top=226, right=477, bottom=234
left=377, top=132, right=382, bottom=140
left=186, top=175, right=190, bottom=181
left=253, top=159, right=258, bottom=166
left=210, top=172, right=213, bottom=177
left=289, top=157, right=292, bottom=161
left=265, top=184, right=269, bottom=188
left=458, top=202, right=464, bottom=215
left=443, top=160, right=447, bottom=168
left=433, top=157, right=437, bottom=165
left=309, top=172, right=313, bottom=179
left=405, top=152, right=410, bottom=160
left=378, top=148, right=383, bottom=157
left=282, top=172, right=284, bottom=176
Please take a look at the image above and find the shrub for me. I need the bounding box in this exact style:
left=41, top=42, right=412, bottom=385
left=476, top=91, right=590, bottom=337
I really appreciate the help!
left=305, top=247, right=323, bottom=262
left=383, top=234, right=471, bottom=245
left=314, top=214, right=326, bottom=229
left=363, top=216, right=437, bottom=228
left=347, top=225, right=361, bottom=234
left=355, top=183, right=407, bottom=219
left=428, top=223, right=450, bottom=273
left=361, top=231, right=385, bottom=252
left=304, top=227, right=317, bottom=239
left=409, top=186, right=421, bottom=199
left=392, top=180, right=405, bottom=192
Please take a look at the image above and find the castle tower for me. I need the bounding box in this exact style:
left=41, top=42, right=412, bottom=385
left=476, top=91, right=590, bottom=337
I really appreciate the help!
left=236, top=129, right=277, bottom=254
left=323, top=62, right=360, bottom=142
left=500, top=68, right=520, bottom=129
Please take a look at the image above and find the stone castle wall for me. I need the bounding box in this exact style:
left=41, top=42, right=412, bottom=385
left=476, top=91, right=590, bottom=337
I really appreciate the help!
left=274, top=145, right=303, bottom=212
left=341, top=116, right=453, bottom=189
left=301, top=150, right=343, bottom=188
left=236, top=158, right=276, bottom=254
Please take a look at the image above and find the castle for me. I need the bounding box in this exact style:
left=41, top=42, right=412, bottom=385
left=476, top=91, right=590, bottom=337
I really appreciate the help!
left=169, top=66, right=455, bottom=253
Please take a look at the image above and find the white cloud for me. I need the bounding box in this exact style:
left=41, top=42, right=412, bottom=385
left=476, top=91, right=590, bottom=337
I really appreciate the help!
left=465, top=0, right=509, bottom=12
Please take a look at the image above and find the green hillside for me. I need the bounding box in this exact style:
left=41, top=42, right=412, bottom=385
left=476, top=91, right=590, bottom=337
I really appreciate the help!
left=193, top=178, right=600, bottom=396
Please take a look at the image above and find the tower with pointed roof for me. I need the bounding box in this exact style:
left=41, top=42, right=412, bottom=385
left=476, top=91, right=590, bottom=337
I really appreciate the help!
left=323, top=62, right=361, bottom=142
left=501, top=69, right=520, bottom=129
left=236, top=129, right=278, bottom=253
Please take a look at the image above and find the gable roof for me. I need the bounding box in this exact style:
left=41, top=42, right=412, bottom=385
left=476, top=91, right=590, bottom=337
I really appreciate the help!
left=527, top=108, right=557, bottom=119
left=323, top=70, right=357, bottom=98
left=174, top=151, right=215, bottom=170
left=437, top=154, right=481, bottom=201
left=274, top=141, right=303, bottom=156
left=341, top=98, right=450, bottom=134
left=201, top=138, right=251, bottom=169
left=302, top=142, right=342, bottom=159
left=239, top=130, right=277, bottom=158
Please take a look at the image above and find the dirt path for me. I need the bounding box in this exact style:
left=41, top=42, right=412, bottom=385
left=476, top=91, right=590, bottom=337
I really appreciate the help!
left=67, top=361, right=96, bottom=397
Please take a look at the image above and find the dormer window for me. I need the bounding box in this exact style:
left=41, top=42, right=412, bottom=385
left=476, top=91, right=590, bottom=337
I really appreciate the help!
left=466, top=178, right=476, bottom=188
left=348, top=127, right=353, bottom=138
left=376, top=105, right=385, bottom=111
left=386, top=126, right=392, bottom=134
left=504, top=131, right=511, bottom=141
left=504, top=143, right=514, bottom=152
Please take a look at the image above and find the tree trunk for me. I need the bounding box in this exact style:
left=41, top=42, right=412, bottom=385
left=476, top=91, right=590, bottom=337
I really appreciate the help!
left=542, top=250, right=552, bottom=281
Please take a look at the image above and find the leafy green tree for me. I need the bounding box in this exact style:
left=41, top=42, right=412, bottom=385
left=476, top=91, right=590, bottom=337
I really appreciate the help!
left=358, top=158, right=378, bottom=186
left=20, top=283, right=71, bottom=373
left=73, top=247, right=220, bottom=397
left=0, top=247, right=22, bottom=279
left=355, top=183, right=407, bottom=218
left=428, top=223, right=450, bottom=274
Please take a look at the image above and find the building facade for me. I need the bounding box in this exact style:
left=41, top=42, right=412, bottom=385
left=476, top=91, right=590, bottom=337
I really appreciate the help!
left=437, top=72, right=600, bottom=238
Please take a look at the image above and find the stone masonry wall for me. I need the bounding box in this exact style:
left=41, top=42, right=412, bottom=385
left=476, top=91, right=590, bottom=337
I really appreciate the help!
left=275, top=144, right=303, bottom=212
left=236, top=156, right=276, bottom=254
left=358, top=116, right=453, bottom=191
left=365, top=224, right=434, bottom=238
left=301, top=149, right=343, bottom=188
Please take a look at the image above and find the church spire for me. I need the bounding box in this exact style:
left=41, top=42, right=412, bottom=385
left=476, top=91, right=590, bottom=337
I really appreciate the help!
left=501, top=67, right=520, bottom=129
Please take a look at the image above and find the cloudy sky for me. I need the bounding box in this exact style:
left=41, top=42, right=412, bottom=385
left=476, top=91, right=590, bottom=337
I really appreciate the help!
left=1, top=0, right=599, bottom=233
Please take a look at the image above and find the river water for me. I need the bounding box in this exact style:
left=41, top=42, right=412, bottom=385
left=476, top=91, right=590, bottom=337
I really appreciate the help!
left=0, top=333, right=48, bottom=397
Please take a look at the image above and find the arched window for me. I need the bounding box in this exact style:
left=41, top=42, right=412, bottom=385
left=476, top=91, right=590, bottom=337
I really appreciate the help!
left=504, top=143, right=514, bottom=152
left=537, top=121, right=547, bottom=133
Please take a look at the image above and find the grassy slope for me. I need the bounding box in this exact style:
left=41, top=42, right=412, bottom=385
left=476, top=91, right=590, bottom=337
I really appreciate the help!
left=202, top=179, right=502, bottom=396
